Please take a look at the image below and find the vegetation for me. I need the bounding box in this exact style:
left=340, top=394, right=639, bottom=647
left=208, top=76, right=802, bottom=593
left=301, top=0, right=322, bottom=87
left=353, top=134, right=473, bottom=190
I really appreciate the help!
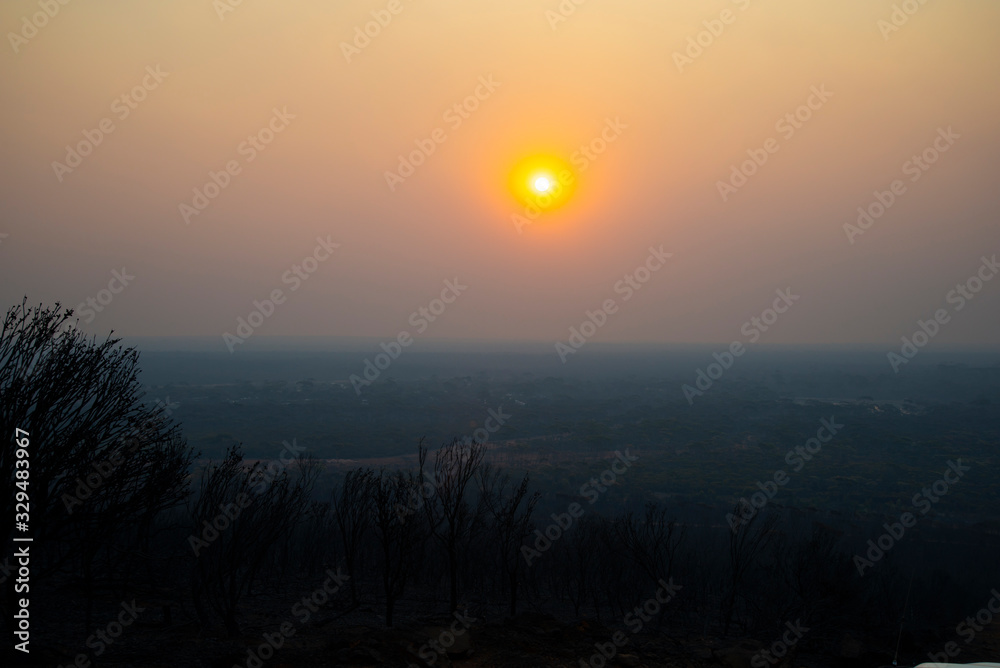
left=2, top=301, right=998, bottom=666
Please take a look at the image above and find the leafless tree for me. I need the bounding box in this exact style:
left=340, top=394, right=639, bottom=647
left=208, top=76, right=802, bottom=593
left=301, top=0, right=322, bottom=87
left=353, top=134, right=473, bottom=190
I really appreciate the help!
left=476, top=462, right=539, bottom=616
left=543, top=513, right=604, bottom=620
left=0, top=299, right=195, bottom=628
left=331, top=467, right=375, bottom=606
left=369, top=468, right=425, bottom=627
left=614, top=502, right=684, bottom=590
left=776, top=523, right=866, bottom=633
left=419, top=438, right=486, bottom=613
left=722, top=502, right=780, bottom=636
left=189, top=445, right=317, bottom=636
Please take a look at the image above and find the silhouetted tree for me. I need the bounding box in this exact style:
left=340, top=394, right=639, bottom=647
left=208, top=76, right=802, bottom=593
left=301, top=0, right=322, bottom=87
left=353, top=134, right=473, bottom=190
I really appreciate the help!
left=614, top=502, right=684, bottom=591
left=476, top=463, right=538, bottom=616
left=0, top=299, right=195, bottom=628
left=189, top=445, right=317, bottom=636
left=723, top=502, right=779, bottom=636
left=420, top=438, right=486, bottom=613
left=332, top=467, right=375, bottom=606
left=778, top=523, right=868, bottom=631
left=370, top=468, right=425, bottom=627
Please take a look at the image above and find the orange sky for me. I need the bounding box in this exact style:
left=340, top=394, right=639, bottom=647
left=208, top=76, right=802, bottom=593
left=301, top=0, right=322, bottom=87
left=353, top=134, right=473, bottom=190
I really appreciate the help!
left=1, top=0, right=998, bottom=348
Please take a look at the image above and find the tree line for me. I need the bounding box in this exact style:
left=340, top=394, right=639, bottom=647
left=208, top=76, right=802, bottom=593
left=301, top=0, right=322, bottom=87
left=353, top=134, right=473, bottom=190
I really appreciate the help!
left=2, top=300, right=995, bottom=664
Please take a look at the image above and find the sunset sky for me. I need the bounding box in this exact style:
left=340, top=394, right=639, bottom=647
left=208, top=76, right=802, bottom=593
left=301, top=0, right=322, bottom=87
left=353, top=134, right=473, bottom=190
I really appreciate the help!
left=1, top=0, right=998, bottom=349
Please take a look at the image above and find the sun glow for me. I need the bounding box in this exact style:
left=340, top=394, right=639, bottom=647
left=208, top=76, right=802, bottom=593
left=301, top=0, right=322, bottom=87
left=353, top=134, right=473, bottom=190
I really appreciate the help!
left=509, top=155, right=576, bottom=213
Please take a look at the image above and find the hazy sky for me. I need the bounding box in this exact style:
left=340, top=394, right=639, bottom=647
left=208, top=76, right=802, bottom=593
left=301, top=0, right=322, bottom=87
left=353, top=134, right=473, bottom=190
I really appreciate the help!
left=2, top=0, right=998, bottom=350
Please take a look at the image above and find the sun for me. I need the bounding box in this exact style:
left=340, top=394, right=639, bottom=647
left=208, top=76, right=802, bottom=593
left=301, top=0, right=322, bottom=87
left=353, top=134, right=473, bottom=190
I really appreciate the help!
left=509, top=155, right=576, bottom=213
